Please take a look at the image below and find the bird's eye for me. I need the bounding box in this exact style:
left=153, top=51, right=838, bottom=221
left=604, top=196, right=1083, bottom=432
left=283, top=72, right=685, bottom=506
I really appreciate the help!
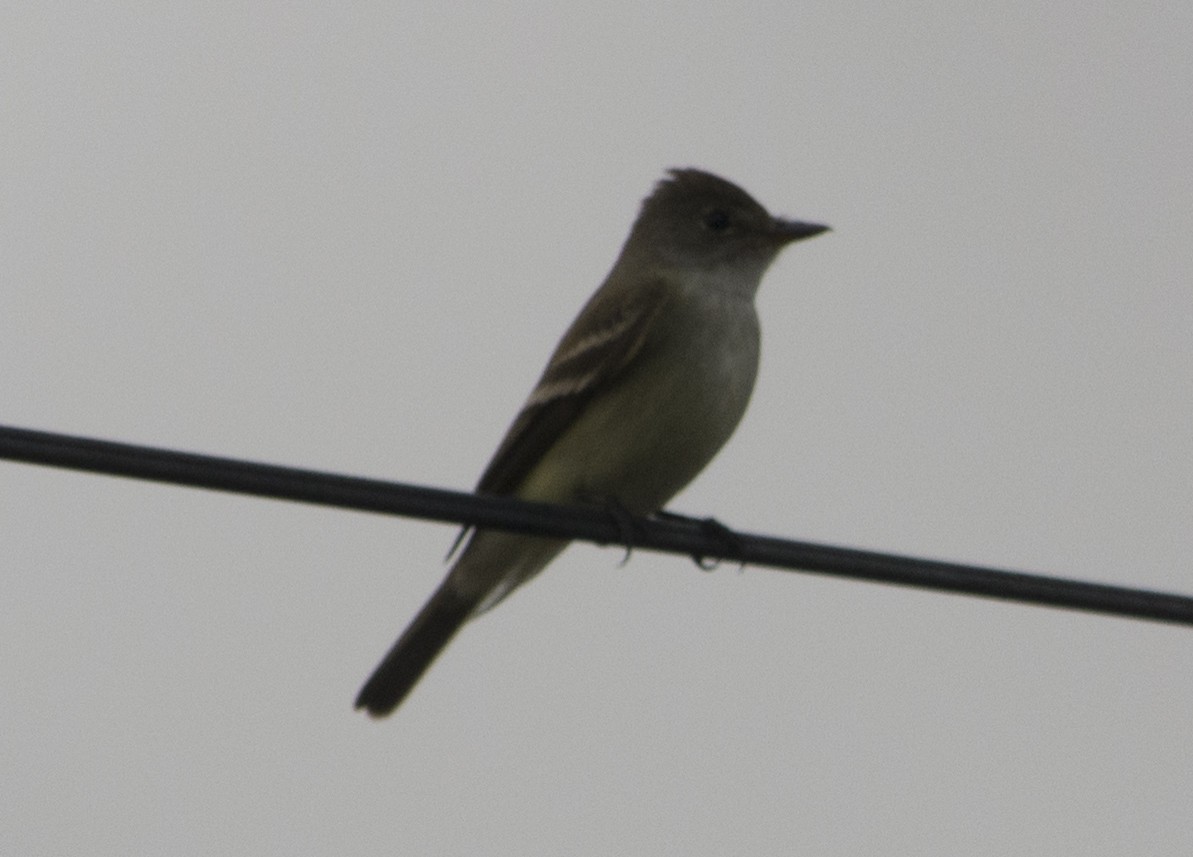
left=703, top=208, right=731, bottom=232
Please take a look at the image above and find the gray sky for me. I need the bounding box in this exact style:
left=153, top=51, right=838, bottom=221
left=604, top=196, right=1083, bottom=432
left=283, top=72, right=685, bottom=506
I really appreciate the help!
left=3, top=3, right=1192, bottom=854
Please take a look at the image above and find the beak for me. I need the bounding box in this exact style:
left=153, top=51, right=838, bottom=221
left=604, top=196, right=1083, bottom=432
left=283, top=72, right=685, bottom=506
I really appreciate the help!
left=770, top=218, right=830, bottom=243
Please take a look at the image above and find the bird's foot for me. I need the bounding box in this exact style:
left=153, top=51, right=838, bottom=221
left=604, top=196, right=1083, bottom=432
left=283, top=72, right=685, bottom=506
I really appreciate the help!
left=653, top=510, right=745, bottom=570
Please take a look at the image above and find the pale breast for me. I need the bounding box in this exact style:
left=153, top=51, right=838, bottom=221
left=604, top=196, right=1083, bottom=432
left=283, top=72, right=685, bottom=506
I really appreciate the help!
left=520, top=288, right=761, bottom=514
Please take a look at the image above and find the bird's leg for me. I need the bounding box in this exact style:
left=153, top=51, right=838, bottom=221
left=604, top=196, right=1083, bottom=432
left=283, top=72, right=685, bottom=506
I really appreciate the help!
left=653, top=510, right=745, bottom=570
left=578, top=493, right=640, bottom=566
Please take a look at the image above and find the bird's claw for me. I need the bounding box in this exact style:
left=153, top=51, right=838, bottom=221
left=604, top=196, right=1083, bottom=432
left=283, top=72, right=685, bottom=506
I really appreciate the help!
left=599, top=498, right=638, bottom=566
left=654, top=510, right=745, bottom=570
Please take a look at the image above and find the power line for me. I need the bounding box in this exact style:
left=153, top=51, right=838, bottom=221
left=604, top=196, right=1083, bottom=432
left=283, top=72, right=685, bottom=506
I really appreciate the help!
left=2, top=423, right=1191, bottom=627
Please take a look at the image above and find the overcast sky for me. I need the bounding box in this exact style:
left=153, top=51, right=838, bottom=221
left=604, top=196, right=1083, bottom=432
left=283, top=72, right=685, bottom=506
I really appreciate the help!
left=3, top=3, right=1192, bottom=855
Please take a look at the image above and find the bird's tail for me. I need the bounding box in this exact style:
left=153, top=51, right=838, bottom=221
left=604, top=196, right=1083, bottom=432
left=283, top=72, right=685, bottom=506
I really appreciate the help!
left=354, top=581, right=477, bottom=717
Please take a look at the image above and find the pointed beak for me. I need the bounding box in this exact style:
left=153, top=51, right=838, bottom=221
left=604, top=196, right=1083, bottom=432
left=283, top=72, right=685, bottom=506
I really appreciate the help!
left=770, top=218, right=830, bottom=243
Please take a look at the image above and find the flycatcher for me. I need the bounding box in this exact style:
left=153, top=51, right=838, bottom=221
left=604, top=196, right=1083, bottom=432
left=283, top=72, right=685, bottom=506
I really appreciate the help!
left=356, top=168, right=828, bottom=716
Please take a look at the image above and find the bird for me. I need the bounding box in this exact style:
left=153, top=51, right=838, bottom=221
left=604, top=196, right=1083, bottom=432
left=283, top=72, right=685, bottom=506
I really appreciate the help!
left=355, top=168, right=828, bottom=716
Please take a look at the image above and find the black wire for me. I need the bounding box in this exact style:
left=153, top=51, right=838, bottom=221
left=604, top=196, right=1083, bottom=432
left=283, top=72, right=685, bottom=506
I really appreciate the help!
left=2, top=422, right=1191, bottom=627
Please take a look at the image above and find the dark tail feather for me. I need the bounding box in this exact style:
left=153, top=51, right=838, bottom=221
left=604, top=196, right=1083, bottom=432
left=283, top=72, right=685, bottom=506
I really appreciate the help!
left=355, top=582, right=476, bottom=717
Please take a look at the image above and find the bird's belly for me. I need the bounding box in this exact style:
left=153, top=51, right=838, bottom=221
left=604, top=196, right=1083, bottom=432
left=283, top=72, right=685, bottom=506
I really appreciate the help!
left=520, top=302, right=760, bottom=514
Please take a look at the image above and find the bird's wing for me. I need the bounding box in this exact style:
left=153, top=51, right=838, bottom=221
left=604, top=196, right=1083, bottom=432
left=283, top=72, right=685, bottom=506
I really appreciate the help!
left=476, top=278, right=671, bottom=497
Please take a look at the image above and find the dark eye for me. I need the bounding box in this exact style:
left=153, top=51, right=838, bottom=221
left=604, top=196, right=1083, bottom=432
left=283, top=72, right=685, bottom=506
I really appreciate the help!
left=703, top=208, right=731, bottom=232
